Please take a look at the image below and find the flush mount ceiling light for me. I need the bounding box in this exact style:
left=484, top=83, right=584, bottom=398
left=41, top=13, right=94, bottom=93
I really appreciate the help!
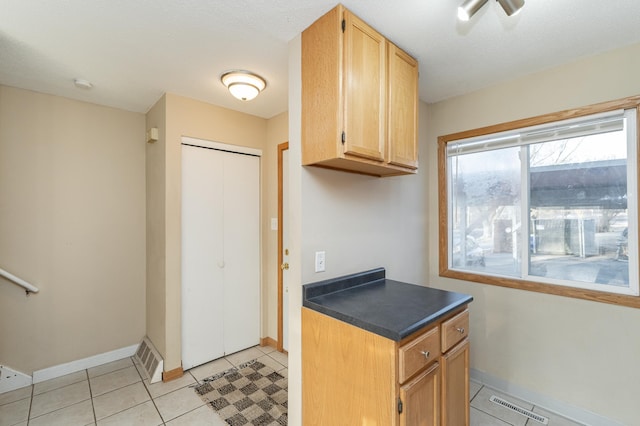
left=220, top=70, right=266, bottom=101
left=73, top=78, right=93, bottom=89
left=458, top=0, right=524, bottom=21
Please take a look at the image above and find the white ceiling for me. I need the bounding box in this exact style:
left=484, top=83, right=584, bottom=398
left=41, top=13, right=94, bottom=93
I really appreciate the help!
left=2, top=0, right=640, bottom=119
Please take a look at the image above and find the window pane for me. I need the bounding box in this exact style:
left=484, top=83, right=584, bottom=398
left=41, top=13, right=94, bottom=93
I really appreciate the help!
left=443, top=104, right=639, bottom=302
left=528, top=131, right=629, bottom=289
left=449, top=147, right=521, bottom=276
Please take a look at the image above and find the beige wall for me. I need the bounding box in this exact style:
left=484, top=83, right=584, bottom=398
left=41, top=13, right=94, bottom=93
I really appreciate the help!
left=145, top=95, right=168, bottom=359
left=0, top=85, right=146, bottom=373
left=145, top=94, right=285, bottom=371
left=426, top=43, right=640, bottom=424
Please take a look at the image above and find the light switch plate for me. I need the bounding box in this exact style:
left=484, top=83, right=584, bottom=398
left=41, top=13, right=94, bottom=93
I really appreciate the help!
left=270, top=218, right=278, bottom=231
left=315, top=251, right=326, bottom=272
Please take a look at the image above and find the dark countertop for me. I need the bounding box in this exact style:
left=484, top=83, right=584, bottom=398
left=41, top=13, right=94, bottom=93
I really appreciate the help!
left=303, top=268, right=473, bottom=341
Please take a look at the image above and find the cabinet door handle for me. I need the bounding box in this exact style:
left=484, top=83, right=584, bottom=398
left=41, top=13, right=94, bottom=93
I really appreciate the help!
left=456, top=327, right=465, bottom=334
left=420, top=350, right=430, bottom=359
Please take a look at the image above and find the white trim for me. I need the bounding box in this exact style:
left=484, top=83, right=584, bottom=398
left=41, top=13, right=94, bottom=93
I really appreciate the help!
left=32, top=344, right=138, bottom=383
left=447, top=109, right=625, bottom=156
left=0, top=365, right=32, bottom=393
left=470, top=368, right=624, bottom=426
left=181, top=136, right=262, bottom=157
left=624, top=108, right=639, bottom=295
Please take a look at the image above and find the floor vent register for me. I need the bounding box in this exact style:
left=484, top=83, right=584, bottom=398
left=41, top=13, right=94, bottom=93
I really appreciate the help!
left=489, top=395, right=549, bottom=424
left=134, top=336, right=164, bottom=384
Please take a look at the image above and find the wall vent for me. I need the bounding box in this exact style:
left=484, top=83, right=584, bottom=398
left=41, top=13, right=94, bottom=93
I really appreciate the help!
left=0, top=365, right=32, bottom=394
left=489, top=395, right=549, bottom=424
left=134, top=337, right=163, bottom=384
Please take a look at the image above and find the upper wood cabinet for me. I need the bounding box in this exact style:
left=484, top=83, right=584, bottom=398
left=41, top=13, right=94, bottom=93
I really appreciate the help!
left=302, top=4, right=419, bottom=177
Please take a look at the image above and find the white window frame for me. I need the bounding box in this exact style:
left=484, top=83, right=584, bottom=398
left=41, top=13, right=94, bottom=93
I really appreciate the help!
left=438, top=96, right=640, bottom=308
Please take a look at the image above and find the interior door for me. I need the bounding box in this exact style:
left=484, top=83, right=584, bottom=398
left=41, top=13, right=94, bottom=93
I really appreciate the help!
left=181, top=144, right=225, bottom=369
left=282, top=148, right=290, bottom=351
left=277, top=143, right=290, bottom=353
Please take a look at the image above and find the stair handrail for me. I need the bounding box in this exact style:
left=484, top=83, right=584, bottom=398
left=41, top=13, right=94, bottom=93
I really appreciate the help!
left=0, top=266, right=39, bottom=294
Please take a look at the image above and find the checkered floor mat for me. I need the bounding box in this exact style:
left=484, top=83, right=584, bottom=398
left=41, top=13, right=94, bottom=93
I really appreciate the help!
left=194, top=360, right=287, bottom=425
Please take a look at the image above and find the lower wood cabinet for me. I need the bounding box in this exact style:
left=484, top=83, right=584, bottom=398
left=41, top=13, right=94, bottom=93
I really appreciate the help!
left=302, top=306, right=470, bottom=425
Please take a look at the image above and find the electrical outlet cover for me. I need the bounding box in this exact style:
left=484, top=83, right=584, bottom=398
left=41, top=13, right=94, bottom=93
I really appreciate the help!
left=315, top=251, right=326, bottom=272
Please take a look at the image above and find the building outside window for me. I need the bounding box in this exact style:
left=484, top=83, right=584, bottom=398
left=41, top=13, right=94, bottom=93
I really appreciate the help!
left=439, top=98, right=640, bottom=306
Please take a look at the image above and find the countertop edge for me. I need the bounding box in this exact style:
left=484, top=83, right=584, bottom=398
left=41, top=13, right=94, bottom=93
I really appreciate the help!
left=397, top=296, right=473, bottom=338
left=303, top=275, right=474, bottom=341
left=302, top=299, right=404, bottom=340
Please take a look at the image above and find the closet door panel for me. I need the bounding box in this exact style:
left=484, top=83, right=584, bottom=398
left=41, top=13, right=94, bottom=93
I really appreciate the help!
left=222, top=152, right=261, bottom=354
left=181, top=145, right=225, bottom=369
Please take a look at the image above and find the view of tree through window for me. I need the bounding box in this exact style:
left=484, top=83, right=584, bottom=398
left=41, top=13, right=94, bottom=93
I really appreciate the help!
left=444, top=108, right=638, bottom=297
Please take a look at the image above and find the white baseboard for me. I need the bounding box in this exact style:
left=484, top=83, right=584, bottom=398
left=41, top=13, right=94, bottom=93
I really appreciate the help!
left=32, top=344, right=139, bottom=384
left=471, top=368, right=624, bottom=426
left=0, top=365, right=32, bottom=394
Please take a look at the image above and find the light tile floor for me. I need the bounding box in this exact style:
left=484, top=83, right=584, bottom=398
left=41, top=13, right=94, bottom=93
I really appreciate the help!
left=1, top=345, right=584, bottom=426
left=0, top=345, right=285, bottom=426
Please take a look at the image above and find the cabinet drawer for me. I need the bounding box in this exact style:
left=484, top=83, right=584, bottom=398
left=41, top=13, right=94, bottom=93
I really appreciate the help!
left=441, top=309, right=469, bottom=353
left=399, top=326, right=440, bottom=383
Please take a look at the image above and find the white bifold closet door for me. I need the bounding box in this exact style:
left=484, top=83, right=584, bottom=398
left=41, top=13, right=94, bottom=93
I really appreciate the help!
left=181, top=142, right=260, bottom=370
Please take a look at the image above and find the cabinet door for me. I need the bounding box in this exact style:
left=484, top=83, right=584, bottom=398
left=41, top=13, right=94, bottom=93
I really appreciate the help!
left=343, top=9, right=386, bottom=162
left=221, top=151, right=261, bottom=355
left=387, top=43, right=418, bottom=170
left=441, top=339, right=470, bottom=426
left=399, top=362, right=440, bottom=426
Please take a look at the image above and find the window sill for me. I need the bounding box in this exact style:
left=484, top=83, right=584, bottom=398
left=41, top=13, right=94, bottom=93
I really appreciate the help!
left=439, top=267, right=640, bottom=308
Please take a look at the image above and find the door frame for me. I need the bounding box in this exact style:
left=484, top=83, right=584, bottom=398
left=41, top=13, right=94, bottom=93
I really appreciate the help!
left=277, top=141, right=289, bottom=352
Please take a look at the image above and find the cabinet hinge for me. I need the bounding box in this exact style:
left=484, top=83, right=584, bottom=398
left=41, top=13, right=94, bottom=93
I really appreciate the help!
left=341, top=19, right=346, bottom=32
left=397, top=397, right=403, bottom=414
left=341, top=131, right=346, bottom=144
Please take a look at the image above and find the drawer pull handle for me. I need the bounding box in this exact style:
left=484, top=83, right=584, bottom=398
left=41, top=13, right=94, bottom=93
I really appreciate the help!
left=420, top=350, right=430, bottom=358
left=456, top=327, right=465, bottom=334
